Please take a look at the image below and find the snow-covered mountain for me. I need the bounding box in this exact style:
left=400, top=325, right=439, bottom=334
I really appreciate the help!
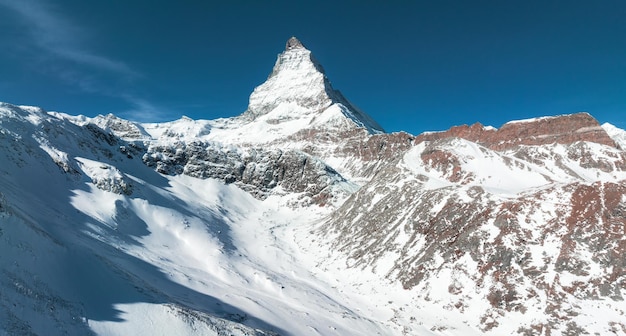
left=322, top=124, right=626, bottom=334
left=2, top=37, right=626, bottom=335
left=219, top=37, right=384, bottom=142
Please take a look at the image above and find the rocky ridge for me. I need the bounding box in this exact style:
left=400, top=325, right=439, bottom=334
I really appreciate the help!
left=416, top=112, right=618, bottom=150
left=143, top=141, right=353, bottom=204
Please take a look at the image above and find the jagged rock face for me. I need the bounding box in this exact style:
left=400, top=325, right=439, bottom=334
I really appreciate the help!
left=416, top=113, right=618, bottom=150
left=143, top=141, right=351, bottom=204
left=321, top=136, right=626, bottom=334
left=285, top=36, right=304, bottom=50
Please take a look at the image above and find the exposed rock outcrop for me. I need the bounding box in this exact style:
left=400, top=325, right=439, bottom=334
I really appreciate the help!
left=415, top=113, right=618, bottom=150
left=285, top=36, right=305, bottom=50
left=143, top=141, right=351, bottom=204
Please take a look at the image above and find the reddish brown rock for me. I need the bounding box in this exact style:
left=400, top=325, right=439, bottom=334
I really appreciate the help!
left=415, top=113, right=618, bottom=150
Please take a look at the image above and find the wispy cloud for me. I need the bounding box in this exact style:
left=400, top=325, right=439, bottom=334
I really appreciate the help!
left=120, top=95, right=175, bottom=122
left=0, top=0, right=136, bottom=77
left=0, top=0, right=176, bottom=121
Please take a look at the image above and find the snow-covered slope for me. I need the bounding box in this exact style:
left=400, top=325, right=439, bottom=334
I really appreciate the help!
left=603, top=122, right=626, bottom=150
left=0, top=103, right=386, bottom=335
left=320, top=134, right=626, bottom=334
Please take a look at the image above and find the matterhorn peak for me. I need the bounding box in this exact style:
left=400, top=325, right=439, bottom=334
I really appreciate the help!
left=243, top=37, right=383, bottom=134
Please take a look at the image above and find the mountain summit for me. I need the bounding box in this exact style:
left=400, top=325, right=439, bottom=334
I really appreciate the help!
left=285, top=36, right=305, bottom=50
left=242, top=37, right=383, bottom=134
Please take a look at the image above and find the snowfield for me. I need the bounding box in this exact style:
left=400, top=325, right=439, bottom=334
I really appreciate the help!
left=0, top=102, right=395, bottom=335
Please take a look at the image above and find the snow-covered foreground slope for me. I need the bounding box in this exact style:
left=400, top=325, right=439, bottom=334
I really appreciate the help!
left=0, top=103, right=392, bottom=335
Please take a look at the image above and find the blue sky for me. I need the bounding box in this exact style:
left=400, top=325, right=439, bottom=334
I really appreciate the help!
left=0, top=0, right=624, bottom=134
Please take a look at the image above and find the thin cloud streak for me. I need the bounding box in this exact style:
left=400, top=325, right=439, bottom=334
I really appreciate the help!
left=0, top=0, right=176, bottom=122
left=0, top=0, right=136, bottom=76
left=120, top=95, right=177, bottom=123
